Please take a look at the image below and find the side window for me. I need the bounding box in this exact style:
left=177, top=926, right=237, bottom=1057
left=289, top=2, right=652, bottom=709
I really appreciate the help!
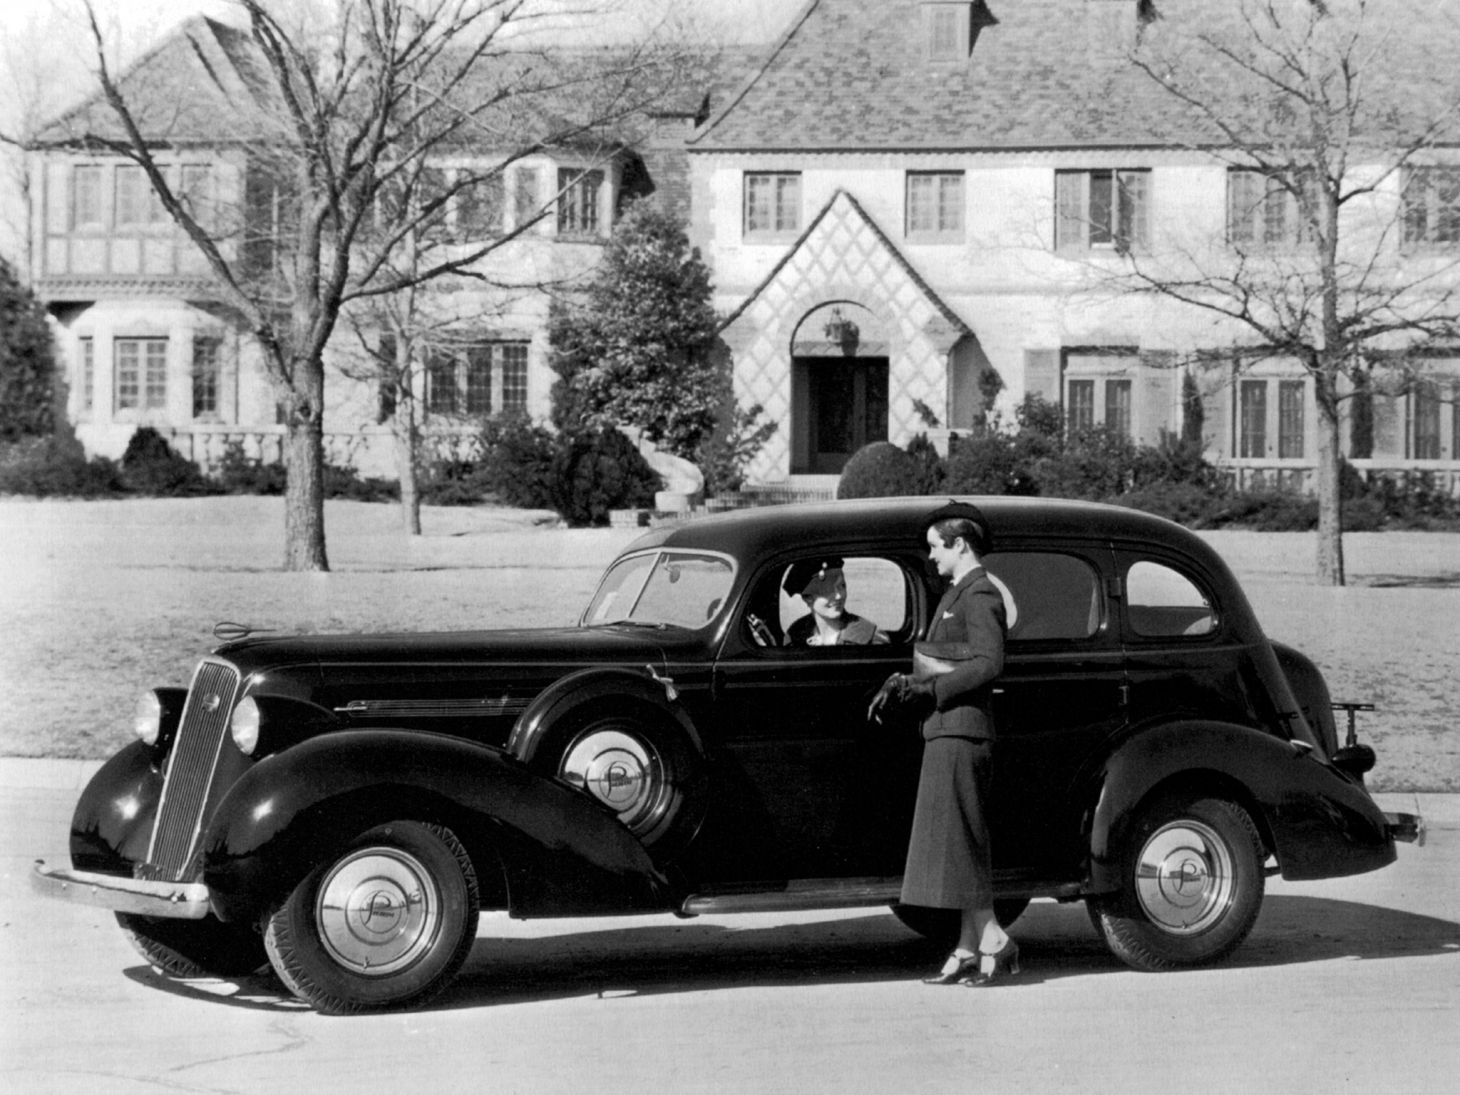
left=756, top=556, right=909, bottom=648
left=983, top=552, right=1103, bottom=641
left=1126, top=560, right=1216, bottom=638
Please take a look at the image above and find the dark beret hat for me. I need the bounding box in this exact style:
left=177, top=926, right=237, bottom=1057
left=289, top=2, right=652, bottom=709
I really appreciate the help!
left=783, top=556, right=844, bottom=596
left=924, top=500, right=992, bottom=554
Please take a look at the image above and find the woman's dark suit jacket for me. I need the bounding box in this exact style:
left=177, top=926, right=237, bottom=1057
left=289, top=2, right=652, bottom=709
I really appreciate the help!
left=917, top=567, right=1007, bottom=741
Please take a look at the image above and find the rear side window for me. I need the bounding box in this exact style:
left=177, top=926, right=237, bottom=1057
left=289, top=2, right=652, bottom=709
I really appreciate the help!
left=779, top=556, right=909, bottom=639
left=1126, top=560, right=1216, bottom=637
left=983, top=552, right=1103, bottom=641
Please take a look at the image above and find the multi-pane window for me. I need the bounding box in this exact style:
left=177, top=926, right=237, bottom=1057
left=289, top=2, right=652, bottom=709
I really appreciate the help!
left=192, top=337, right=220, bottom=418
left=114, top=165, right=165, bottom=229
left=1278, top=380, right=1305, bottom=458
left=71, top=165, right=103, bottom=229
left=1401, top=168, right=1460, bottom=246
left=1104, top=379, right=1132, bottom=438
left=115, top=338, right=168, bottom=412
left=906, top=172, right=965, bottom=237
left=1411, top=383, right=1442, bottom=459
left=426, top=342, right=528, bottom=416
left=1229, top=169, right=1313, bottom=248
left=557, top=168, right=603, bottom=236
left=744, top=172, right=801, bottom=236
left=1067, top=379, right=1095, bottom=432
left=925, top=3, right=967, bottom=61
left=456, top=174, right=504, bottom=240
left=1238, top=380, right=1268, bottom=458
left=78, top=337, right=94, bottom=413
left=1055, top=169, right=1149, bottom=252
left=500, top=343, right=529, bottom=413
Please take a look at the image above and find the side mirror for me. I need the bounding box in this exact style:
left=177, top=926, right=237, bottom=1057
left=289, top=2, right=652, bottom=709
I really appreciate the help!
left=1331, top=743, right=1376, bottom=779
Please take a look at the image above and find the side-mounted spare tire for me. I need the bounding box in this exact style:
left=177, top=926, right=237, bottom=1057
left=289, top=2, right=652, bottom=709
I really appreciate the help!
left=263, top=820, right=479, bottom=1015
left=1087, top=794, right=1265, bottom=971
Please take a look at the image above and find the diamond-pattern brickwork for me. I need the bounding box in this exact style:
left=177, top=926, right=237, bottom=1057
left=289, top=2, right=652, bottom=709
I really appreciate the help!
left=725, top=190, right=970, bottom=482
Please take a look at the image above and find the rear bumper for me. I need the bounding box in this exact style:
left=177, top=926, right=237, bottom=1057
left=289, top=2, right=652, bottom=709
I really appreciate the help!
left=31, top=860, right=211, bottom=919
left=1384, top=811, right=1426, bottom=847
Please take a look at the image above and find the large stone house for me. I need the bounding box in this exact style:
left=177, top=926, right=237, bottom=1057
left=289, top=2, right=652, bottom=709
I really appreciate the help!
left=28, top=15, right=720, bottom=477
left=689, top=0, right=1460, bottom=491
left=27, top=1, right=1460, bottom=492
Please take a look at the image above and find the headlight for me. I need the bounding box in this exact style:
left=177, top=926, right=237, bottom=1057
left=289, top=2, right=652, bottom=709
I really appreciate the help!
left=133, top=691, right=163, bottom=745
left=230, top=697, right=261, bottom=755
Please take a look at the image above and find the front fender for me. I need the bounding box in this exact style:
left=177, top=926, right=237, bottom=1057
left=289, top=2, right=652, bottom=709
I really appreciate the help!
left=1087, top=720, right=1395, bottom=892
left=69, top=741, right=164, bottom=873
left=508, top=666, right=703, bottom=763
left=200, top=730, right=672, bottom=923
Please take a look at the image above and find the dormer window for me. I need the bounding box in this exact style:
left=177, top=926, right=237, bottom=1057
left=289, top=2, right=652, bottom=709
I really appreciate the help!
left=923, top=2, right=997, bottom=63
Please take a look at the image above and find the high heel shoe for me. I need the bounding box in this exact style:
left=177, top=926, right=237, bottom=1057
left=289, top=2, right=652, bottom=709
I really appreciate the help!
left=923, top=950, right=980, bottom=985
left=962, top=938, right=1021, bottom=987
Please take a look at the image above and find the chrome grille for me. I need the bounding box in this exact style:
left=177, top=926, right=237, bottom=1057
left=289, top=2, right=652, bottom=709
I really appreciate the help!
left=145, top=659, right=241, bottom=881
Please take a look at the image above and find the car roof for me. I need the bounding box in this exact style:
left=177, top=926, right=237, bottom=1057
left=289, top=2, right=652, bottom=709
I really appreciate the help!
left=624, top=496, right=1223, bottom=568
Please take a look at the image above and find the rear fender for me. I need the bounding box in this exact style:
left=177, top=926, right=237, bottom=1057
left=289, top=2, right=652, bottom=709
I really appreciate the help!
left=200, top=730, right=671, bottom=923
left=1086, top=720, right=1395, bottom=892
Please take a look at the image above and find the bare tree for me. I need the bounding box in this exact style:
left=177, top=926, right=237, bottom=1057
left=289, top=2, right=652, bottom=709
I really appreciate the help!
left=1116, top=0, right=1460, bottom=584
left=49, top=0, right=685, bottom=569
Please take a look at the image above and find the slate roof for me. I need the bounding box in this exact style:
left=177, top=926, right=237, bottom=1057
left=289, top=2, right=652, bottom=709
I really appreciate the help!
left=691, top=0, right=1460, bottom=152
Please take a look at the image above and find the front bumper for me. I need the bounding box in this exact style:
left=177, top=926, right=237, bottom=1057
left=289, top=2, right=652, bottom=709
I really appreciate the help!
left=31, top=860, right=211, bottom=919
left=1384, top=811, right=1426, bottom=847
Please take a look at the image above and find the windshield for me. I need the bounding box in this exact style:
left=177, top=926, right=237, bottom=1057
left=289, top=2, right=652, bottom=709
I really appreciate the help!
left=583, top=550, right=735, bottom=629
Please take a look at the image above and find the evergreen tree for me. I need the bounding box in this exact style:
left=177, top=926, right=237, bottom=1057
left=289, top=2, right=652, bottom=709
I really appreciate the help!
left=0, top=256, right=58, bottom=442
left=549, top=202, right=721, bottom=458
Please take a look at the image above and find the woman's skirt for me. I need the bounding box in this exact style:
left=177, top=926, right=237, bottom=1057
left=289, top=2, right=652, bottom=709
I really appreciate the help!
left=899, top=737, right=993, bottom=909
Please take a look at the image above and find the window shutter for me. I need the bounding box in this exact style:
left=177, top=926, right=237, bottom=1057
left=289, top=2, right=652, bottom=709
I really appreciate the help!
left=1054, top=172, right=1083, bottom=250
left=1370, top=390, right=1402, bottom=456
left=1118, top=170, right=1150, bottom=251
left=1024, top=349, right=1061, bottom=402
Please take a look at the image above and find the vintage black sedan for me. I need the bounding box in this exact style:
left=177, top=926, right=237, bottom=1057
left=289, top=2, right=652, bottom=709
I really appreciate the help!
left=34, top=497, right=1422, bottom=1013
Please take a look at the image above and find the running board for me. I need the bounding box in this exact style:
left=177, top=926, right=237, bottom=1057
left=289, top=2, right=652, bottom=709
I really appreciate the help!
left=680, top=878, right=902, bottom=916
left=678, top=877, right=1087, bottom=917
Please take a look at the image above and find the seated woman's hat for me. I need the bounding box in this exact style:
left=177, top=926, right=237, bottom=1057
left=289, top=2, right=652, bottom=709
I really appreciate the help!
left=924, top=500, right=992, bottom=554
left=783, top=556, right=844, bottom=596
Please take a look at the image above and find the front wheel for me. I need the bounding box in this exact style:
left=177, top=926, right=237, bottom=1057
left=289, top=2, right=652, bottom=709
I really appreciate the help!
left=263, top=821, right=479, bottom=1015
left=1087, top=796, right=1264, bottom=972
left=117, top=912, right=266, bottom=978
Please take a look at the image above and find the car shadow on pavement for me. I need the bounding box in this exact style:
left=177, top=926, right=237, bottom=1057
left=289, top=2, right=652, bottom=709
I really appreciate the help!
left=117, top=893, right=1459, bottom=1013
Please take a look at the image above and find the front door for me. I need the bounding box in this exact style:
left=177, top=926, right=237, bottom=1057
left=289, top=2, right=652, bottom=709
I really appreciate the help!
left=798, top=357, right=889, bottom=473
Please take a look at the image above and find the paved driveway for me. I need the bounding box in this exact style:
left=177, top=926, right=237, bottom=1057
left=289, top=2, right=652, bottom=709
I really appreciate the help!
left=3, top=775, right=1455, bottom=1095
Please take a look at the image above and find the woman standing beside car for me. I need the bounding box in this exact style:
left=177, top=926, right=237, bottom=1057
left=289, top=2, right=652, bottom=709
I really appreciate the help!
left=872, top=500, right=1018, bottom=987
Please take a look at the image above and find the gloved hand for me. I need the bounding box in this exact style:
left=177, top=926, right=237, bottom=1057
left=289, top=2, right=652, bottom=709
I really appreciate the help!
left=902, top=676, right=937, bottom=717
left=867, top=672, right=906, bottom=723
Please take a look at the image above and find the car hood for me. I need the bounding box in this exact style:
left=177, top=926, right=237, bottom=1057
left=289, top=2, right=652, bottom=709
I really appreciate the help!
left=214, top=624, right=683, bottom=676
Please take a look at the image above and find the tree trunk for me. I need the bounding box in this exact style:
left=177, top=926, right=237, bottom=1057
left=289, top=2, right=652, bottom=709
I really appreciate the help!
left=1313, top=396, right=1345, bottom=587
left=283, top=402, right=330, bottom=572
left=395, top=401, right=422, bottom=536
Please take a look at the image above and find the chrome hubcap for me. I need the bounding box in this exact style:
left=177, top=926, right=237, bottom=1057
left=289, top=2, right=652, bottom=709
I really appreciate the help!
left=1134, top=819, right=1236, bottom=935
left=316, top=847, right=440, bottom=975
left=560, top=728, right=662, bottom=832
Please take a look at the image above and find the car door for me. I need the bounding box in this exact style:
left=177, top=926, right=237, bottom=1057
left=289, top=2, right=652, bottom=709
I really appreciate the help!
left=981, top=543, right=1128, bottom=882
left=697, top=552, right=924, bottom=882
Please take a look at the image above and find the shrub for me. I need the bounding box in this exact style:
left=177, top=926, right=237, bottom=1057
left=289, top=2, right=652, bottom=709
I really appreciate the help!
left=905, top=432, right=945, bottom=495
left=324, top=463, right=397, bottom=503
left=695, top=402, right=778, bottom=497
left=479, top=412, right=558, bottom=509
left=216, top=441, right=286, bottom=495
left=1111, top=482, right=1223, bottom=527
left=0, top=257, right=58, bottom=443
left=0, top=436, right=123, bottom=497
left=548, top=427, right=660, bottom=526
left=418, top=458, right=492, bottom=506
left=119, top=427, right=216, bottom=496
left=943, top=434, right=1021, bottom=495
left=1033, top=425, right=1141, bottom=500
left=836, top=441, right=920, bottom=499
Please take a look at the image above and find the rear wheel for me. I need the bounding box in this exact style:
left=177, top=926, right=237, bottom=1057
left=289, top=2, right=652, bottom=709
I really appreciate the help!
left=891, top=898, right=1031, bottom=947
left=1087, top=795, right=1264, bottom=971
left=263, top=821, right=479, bottom=1015
left=117, top=913, right=266, bottom=978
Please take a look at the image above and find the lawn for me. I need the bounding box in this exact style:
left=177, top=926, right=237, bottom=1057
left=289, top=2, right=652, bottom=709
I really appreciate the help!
left=1, top=496, right=1456, bottom=791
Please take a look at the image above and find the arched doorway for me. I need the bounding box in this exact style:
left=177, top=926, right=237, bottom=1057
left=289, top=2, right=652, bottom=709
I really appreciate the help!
left=791, top=302, right=889, bottom=474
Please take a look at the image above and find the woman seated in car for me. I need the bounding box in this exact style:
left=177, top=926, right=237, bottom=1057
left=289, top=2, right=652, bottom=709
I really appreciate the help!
left=783, top=557, right=888, bottom=646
